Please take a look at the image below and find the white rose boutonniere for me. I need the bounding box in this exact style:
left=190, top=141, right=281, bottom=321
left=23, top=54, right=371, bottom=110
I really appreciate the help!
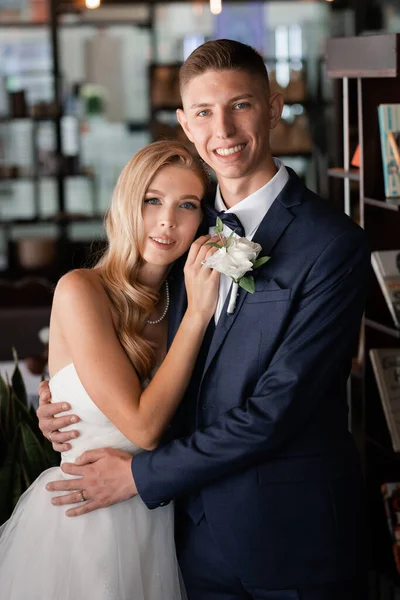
left=203, top=217, right=271, bottom=314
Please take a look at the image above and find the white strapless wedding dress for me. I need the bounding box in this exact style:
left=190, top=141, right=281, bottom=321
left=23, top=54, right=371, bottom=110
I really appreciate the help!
left=0, top=363, right=186, bottom=600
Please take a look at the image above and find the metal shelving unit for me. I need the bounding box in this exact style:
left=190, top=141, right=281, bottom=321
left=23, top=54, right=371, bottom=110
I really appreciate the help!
left=327, top=33, right=400, bottom=598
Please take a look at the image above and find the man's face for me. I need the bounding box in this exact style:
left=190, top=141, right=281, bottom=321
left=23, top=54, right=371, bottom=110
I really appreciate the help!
left=177, top=69, right=283, bottom=191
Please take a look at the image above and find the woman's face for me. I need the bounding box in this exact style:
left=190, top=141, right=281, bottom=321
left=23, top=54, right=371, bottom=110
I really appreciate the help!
left=141, top=164, right=204, bottom=267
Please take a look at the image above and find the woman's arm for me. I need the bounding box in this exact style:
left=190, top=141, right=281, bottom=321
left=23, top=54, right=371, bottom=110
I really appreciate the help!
left=51, top=236, right=219, bottom=451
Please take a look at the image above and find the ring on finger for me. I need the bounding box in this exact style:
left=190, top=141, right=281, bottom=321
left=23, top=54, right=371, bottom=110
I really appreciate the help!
left=78, top=490, right=86, bottom=503
left=48, top=433, right=52, bottom=442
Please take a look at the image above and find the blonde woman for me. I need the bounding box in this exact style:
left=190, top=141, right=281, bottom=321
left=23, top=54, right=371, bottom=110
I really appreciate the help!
left=0, top=141, right=219, bottom=599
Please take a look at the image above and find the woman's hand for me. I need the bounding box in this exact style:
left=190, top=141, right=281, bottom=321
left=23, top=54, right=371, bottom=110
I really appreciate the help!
left=184, top=234, right=221, bottom=322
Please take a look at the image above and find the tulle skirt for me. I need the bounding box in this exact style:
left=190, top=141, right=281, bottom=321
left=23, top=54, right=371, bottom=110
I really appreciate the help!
left=0, top=467, right=186, bottom=600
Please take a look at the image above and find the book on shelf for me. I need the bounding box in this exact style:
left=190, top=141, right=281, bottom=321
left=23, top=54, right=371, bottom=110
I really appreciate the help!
left=381, top=483, right=400, bottom=574
left=371, top=250, right=400, bottom=329
left=378, top=104, right=400, bottom=202
left=369, top=348, right=400, bottom=452
left=351, top=144, right=360, bottom=168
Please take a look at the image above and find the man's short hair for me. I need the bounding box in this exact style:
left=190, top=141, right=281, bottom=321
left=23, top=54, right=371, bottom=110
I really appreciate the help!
left=179, top=39, right=270, bottom=94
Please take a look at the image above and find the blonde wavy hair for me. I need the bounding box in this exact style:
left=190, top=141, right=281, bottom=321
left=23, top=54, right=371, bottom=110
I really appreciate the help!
left=95, top=140, right=209, bottom=381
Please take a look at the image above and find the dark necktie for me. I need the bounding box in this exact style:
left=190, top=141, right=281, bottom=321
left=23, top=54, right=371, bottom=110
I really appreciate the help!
left=204, top=205, right=245, bottom=237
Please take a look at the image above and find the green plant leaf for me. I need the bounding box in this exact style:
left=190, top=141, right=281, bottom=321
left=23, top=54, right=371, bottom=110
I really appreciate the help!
left=11, top=357, right=27, bottom=408
left=238, top=275, right=255, bottom=294
left=29, top=405, right=43, bottom=439
left=0, top=363, right=58, bottom=525
left=10, top=462, right=22, bottom=510
left=252, top=256, right=271, bottom=269
left=20, top=463, right=31, bottom=490
left=43, top=438, right=60, bottom=467
left=0, top=371, right=9, bottom=434
left=12, top=391, right=34, bottom=426
left=0, top=424, right=6, bottom=462
left=214, top=217, right=224, bottom=234
left=6, top=373, right=17, bottom=436
left=20, top=422, right=48, bottom=481
left=0, top=462, right=13, bottom=524
left=12, top=347, right=18, bottom=364
left=0, top=432, right=20, bottom=523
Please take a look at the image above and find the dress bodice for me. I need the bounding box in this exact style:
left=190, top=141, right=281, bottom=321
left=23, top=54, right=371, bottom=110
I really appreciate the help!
left=49, top=363, right=141, bottom=465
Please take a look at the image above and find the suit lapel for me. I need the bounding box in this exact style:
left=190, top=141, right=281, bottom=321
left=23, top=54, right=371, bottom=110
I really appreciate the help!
left=202, top=169, right=305, bottom=376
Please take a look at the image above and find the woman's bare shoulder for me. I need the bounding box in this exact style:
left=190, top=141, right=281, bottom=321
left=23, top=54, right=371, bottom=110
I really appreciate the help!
left=53, top=268, right=109, bottom=311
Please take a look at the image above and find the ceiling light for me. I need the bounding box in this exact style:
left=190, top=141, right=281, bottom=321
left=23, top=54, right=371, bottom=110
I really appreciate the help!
left=85, top=0, right=101, bottom=9
left=210, top=0, right=222, bottom=15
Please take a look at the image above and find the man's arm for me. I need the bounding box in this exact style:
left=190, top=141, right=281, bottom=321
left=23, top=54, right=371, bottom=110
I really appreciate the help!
left=132, top=228, right=370, bottom=507
left=46, top=227, right=369, bottom=516
left=37, top=382, right=79, bottom=452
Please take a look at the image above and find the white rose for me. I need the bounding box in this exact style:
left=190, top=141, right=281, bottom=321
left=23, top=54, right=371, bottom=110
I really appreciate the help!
left=228, top=237, right=261, bottom=262
left=204, top=237, right=261, bottom=281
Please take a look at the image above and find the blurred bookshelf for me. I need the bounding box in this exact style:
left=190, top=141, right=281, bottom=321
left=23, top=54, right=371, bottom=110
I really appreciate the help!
left=0, top=0, right=153, bottom=280
left=326, top=33, right=400, bottom=598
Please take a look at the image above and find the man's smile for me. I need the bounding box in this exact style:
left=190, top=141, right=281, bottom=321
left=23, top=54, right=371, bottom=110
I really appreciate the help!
left=214, top=143, right=247, bottom=157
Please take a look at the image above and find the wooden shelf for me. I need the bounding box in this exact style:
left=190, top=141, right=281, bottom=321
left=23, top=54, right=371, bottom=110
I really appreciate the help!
left=126, top=121, right=149, bottom=132
left=0, top=215, right=104, bottom=227
left=59, top=20, right=152, bottom=29
left=327, top=168, right=360, bottom=182
left=0, top=19, right=151, bottom=29
left=0, top=115, right=59, bottom=123
left=0, top=171, right=94, bottom=181
left=365, top=318, right=400, bottom=339
left=0, top=20, right=47, bottom=28
left=1, top=116, right=149, bottom=133
left=364, top=197, right=400, bottom=211
left=151, top=106, right=181, bottom=114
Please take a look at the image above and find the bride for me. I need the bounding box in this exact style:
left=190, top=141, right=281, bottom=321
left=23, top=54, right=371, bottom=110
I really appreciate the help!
left=0, top=140, right=220, bottom=599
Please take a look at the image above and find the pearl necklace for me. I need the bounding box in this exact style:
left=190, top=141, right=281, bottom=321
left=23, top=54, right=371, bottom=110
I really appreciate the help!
left=147, top=280, right=170, bottom=325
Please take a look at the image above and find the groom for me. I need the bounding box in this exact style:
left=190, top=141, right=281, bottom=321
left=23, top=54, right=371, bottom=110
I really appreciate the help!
left=38, top=40, right=369, bottom=599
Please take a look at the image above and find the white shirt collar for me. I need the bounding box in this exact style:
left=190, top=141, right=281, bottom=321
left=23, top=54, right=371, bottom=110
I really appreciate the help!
left=214, top=158, right=289, bottom=238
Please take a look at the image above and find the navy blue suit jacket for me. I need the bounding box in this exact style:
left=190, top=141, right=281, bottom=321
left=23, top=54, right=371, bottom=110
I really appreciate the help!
left=132, top=169, right=370, bottom=588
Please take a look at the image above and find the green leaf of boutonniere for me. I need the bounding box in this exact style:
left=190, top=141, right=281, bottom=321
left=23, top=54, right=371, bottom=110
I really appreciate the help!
left=252, top=256, right=271, bottom=269
left=239, top=275, right=255, bottom=294
left=214, top=217, right=224, bottom=235
left=205, top=242, right=224, bottom=249
left=225, top=230, right=235, bottom=249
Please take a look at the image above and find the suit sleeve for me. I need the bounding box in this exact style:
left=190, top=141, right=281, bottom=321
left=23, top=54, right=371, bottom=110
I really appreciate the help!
left=131, top=227, right=370, bottom=508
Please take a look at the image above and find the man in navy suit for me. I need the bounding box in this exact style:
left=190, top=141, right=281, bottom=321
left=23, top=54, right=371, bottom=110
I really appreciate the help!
left=39, top=40, right=369, bottom=599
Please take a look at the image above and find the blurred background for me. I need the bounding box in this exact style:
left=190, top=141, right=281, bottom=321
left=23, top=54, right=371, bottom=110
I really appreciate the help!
left=0, top=0, right=393, bottom=292
left=2, top=3, right=400, bottom=596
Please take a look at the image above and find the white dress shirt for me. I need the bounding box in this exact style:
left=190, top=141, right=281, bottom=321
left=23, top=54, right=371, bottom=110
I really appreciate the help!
left=209, top=158, right=289, bottom=323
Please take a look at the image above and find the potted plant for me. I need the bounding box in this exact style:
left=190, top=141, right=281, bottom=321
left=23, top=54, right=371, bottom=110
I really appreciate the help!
left=0, top=350, right=58, bottom=525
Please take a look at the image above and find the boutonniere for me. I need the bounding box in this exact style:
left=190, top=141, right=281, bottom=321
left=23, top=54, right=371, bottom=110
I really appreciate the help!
left=203, top=217, right=271, bottom=315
